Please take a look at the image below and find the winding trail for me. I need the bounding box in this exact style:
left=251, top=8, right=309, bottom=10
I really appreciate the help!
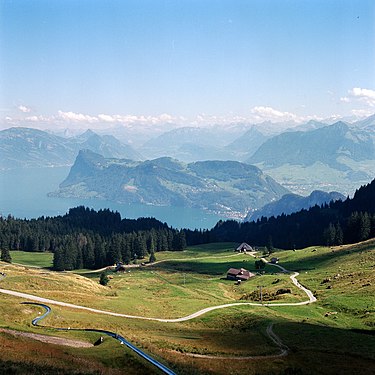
left=22, top=302, right=176, bottom=375
left=0, top=260, right=316, bottom=323
left=0, top=257, right=316, bottom=362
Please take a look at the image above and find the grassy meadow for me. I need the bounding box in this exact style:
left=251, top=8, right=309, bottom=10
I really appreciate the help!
left=10, top=250, right=53, bottom=268
left=1, top=241, right=374, bottom=374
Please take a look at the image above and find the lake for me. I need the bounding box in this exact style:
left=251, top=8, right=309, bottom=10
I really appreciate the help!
left=0, top=167, right=222, bottom=229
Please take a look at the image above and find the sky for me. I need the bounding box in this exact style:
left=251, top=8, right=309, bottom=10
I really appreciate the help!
left=1, top=0, right=375, bottom=130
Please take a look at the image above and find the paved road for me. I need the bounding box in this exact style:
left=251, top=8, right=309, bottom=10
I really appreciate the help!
left=22, top=302, right=176, bottom=375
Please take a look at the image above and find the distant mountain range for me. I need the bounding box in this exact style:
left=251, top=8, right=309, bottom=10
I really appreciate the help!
left=245, top=190, right=345, bottom=222
left=248, top=121, right=375, bottom=169
left=51, top=149, right=289, bottom=218
left=140, top=125, right=249, bottom=162
left=0, top=127, right=142, bottom=169
left=2, top=114, right=375, bottom=196
left=247, top=119, right=375, bottom=195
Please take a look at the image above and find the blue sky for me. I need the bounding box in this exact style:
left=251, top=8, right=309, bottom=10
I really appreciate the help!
left=1, top=0, right=374, bottom=128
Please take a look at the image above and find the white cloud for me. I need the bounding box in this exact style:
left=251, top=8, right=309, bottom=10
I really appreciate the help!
left=351, top=109, right=374, bottom=118
left=5, top=107, right=351, bottom=131
left=341, top=87, right=375, bottom=107
left=57, top=110, right=98, bottom=123
left=250, top=106, right=298, bottom=122
left=19, top=111, right=181, bottom=127
left=25, top=115, right=40, bottom=122
left=159, top=113, right=174, bottom=123
left=98, top=114, right=116, bottom=122
left=18, top=105, right=31, bottom=113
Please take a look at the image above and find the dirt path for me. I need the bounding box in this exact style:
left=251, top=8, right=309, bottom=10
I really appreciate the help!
left=0, top=256, right=315, bottom=362
left=0, top=259, right=316, bottom=322
left=0, top=328, right=93, bottom=348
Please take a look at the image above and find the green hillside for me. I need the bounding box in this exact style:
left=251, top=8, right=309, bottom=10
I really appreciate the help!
left=1, top=241, right=374, bottom=374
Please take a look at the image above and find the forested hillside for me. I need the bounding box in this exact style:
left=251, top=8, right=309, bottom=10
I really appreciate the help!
left=185, top=178, right=375, bottom=249
left=1, top=179, right=375, bottom=270
left=0, top=207, right=186, bottom=270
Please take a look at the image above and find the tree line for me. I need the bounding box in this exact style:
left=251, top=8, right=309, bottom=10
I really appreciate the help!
left=0, top=206, right=186, bottom=270
left=1, top=179, right=375, bottom=269
left=184, top=178, right=375, bottom=249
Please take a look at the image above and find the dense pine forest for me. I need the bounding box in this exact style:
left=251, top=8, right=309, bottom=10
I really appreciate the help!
left=186, top=178, right=375, bottom=249
left=1, top=178, right=375, bottom=270
left=0, top=206, right=186, bottom=270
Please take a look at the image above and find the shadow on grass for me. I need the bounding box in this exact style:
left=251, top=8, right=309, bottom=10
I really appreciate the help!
left=151, top=258, right=257, bottom=276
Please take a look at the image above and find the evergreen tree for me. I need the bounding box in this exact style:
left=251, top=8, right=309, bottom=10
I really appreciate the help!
left=335, top=223, right=344, bottom=245
left=324, top=223, right=336, bottom=246
left=149, top=251, right=156, bottom=263
left=1, top=247, right=12, bottom=263
left=173, top=230, right=187, bottom=251
left=359, top=212, right=371, bottom=241
left=107, top=234, right=122, bottom=265
left=99, top=272, right=109, bottom=286
left=267, top=236, right=274, bottom=253
left=134, top=234, right=147, bottom=259
left=53, top=247, right=65, bottom=271
left=83, top=236, right=95, bottom=269
left=94, top=234, right=106, bottom=268
left=121, top=235, right=132, bottom=264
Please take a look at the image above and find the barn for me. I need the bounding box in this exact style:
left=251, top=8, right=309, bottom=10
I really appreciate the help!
left=226, top=268, right=255, bottom=281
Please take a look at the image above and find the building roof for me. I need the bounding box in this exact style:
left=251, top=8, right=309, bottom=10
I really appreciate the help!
left=227, top=267, right=255, bottom=280
left=236, top=242, right=253, bottom=251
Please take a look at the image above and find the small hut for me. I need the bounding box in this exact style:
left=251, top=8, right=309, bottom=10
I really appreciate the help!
left=236, top=243, right=253, bottom=253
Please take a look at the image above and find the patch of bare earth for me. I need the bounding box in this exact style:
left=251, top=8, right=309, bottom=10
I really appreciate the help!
left=0, top=328, right=93, bottom=348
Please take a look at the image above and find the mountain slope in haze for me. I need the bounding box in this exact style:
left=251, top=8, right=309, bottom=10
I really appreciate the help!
left=0, top=127, right=142, bottom=169
left=245, top=190, right=345, bottom=222
left=0, top=127, right=77, bottom=169
left=352, top=113, right=375, bottom=131
left=225, top=126, right=269, bottom=160
left=72, top=129, right=143, bottom=160
left=140, top=125, right=253, bottom=162
left=246, top=121, right=375, bottom=194
left=52, top=150, right=289, bottom=218
left=139, top=120, right=334, bottom=163
left=248, top=122, right=375, bottom=169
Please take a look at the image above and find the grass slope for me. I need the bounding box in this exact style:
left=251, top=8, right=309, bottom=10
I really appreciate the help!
left=1, top=241, right=374, bottom=374
left=10, top=250, right=53, bottom=268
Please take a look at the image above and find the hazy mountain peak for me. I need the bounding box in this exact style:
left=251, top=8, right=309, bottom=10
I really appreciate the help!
left=78, top=129, right=97, bottom=138
left=0, top=127, right=143, bottom=169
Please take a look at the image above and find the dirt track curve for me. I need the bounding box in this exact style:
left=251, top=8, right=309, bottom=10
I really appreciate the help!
left=0, top=259, right=316, bottom=322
